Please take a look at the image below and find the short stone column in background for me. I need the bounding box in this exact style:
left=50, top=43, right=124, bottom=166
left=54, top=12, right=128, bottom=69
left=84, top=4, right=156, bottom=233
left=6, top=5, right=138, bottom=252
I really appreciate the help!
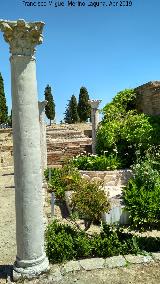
left=88, top=100, right=101, bottom=154
left=0, top=19, right=49, bottom=279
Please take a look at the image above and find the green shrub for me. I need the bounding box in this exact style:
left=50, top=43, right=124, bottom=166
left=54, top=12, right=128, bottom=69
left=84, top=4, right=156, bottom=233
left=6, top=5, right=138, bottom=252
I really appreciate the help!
left=71, top=154, right=120, bottom=171
left=123, top=158, right=160, bottom=228
left=45, top=221, right=160, bottom=263
left=45, top=220, right=77, bottom=262
left=91, top=225, right=140, bottom=257
left=45, top=164, right=110, bottom=228
left=71, top=179, right=110, bottom=229
left=96, top=88, right=160, bottom=168
left=44, top=164, right=81, bottom=199
left=45, top=220, right=92, bottom=262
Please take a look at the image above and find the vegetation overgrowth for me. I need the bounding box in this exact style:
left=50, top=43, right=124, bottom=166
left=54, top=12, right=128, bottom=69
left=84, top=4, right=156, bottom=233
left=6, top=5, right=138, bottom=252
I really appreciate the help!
left=44, top=164, right=110, bottom=229
left=46, top=220, right=160, bottom=263
left=96, top=89, right=160, bottom=168
left=123, top=149, right=160, bottom=229
left=71, top=153, right=121, bottom=170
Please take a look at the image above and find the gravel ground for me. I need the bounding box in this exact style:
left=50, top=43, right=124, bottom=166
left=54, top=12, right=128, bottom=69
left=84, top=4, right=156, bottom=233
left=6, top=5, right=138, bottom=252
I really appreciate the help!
left=0, top=172, right=16, bottom=266
left=52, top=262, right=160, bottom=284
left=21, top=262, right=160, bottom=284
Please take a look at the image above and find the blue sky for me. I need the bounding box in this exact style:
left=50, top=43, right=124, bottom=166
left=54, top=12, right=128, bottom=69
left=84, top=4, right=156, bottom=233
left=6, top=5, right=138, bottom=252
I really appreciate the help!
left=0, top=0, right=160, bottom=122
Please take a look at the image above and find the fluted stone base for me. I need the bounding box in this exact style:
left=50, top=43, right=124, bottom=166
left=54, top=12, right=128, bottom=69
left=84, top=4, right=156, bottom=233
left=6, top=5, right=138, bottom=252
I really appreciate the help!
left=13, top=254, right=49, bottom=281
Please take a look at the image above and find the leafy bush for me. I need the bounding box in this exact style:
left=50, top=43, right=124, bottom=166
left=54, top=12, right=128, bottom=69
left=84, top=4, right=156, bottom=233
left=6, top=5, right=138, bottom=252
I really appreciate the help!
left=96, top=88, right=160, bottom=168
left=45, top=220, right=77, bottom=262
left=45, top=220, right=160, bottom=263
left=123, top=158, right=160, bottom=228
left=71, top=179, right=110, bottom=229
left=44, top=164, right=81, bottom=199
left=71, top=153, right=120, bottom=171
left=45, top=163, right=110, bottom=228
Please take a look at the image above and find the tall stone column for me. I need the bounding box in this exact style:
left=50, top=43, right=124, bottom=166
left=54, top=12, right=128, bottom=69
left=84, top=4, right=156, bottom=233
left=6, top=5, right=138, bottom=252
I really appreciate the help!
left=38, top=100, right=48, bottom=227
left=38, top=100, right=48, bottom=172
left=0, top=19, right=49, bottom=279
left=88, top=100, right=101, bottom=154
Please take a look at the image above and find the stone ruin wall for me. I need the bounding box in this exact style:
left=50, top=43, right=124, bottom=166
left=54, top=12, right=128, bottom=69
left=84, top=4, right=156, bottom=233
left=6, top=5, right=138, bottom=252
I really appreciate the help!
left=2, top=81, right=160, bottom=168
left=135, top=81, right=160, bottom=115
left=0, top=124, right=92, bottom=168
left=80, top=169, right=133, bottom=187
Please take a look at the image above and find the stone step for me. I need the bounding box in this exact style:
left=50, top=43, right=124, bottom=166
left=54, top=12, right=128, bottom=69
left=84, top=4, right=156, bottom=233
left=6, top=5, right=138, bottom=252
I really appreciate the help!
left=47, top=138, right=92, bottom=144
left=47, top=129, right=84, bottom=135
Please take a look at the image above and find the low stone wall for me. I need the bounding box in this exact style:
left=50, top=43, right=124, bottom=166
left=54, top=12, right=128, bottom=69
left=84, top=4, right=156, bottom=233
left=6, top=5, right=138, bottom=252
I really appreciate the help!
left=80, top=169, right=132, bottom=187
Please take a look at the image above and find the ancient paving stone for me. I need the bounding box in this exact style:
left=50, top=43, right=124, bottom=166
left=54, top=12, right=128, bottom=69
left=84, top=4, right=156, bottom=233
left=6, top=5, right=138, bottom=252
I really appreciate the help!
left=48, top=264, right=62, bottom=282
left=151, top=252, right=160, bottom=261
left=104, top=255, right=126, bottom=268
left=79, top=258, right=105, bottom=270
left=60, top=260, right=81, bottom=274
left=124, top=254, right=153, bottom=264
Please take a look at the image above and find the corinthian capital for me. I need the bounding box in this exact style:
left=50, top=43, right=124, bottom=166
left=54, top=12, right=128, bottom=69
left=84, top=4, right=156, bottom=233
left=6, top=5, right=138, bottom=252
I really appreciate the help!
left=88, top=100, right=102, bottom=110
left=0, top=19, right=45, bottom=56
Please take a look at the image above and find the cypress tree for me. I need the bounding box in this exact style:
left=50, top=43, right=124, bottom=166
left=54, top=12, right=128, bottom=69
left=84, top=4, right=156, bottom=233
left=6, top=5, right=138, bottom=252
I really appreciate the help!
left=77, top=86, right=91, bottom=122
left=69, top=95, right=79, bottom=123
left=64, top=102, right=71, bottom=124
left=44, top=84, right=55, bottom=126
left=0, top=72, right=8, bottom=124
left=64, top=95, right=79, bottom=124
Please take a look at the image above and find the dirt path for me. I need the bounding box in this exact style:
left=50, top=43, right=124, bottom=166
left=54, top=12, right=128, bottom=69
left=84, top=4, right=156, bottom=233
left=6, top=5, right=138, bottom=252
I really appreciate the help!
left=0, top=168, right=16, bottom=283
left=0, top=168, right=16, bottom=265
left=0, top=186, right=16, bottom=265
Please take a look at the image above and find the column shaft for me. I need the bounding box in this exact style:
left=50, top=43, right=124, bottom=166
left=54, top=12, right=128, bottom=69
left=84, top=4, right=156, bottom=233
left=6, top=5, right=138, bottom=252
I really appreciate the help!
left=11, top=55, right=45, bottom=262
left=89, top=100, right=101, bottom=155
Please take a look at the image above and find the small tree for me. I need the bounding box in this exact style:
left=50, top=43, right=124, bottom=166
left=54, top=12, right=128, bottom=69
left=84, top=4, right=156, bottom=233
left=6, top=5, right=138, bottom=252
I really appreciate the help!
left=64, top=95, right=79, bottom=124
left=77, top=87, right=91, bottom=122
left=44, top=84, right=55, bottom=126
left=0, top=72, right=8, bottom=124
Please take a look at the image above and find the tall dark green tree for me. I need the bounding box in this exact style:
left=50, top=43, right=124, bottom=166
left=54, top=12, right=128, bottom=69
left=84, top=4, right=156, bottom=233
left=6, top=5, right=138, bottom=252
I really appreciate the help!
left=64, top=102, right=71, bottom=124
left=77, top=86, right=91, bottom=122
left=0, top=72, right=8, bottom=124
left=64, top=95, right=79, bottom=124
left=44, top=84, right=55, bottom=125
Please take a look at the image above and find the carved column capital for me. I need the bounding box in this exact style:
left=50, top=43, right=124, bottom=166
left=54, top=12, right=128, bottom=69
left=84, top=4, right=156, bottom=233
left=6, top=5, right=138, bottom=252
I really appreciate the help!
left=88, top=99, right=102, bottom=110
left=0, top=19, right=44, bottom=56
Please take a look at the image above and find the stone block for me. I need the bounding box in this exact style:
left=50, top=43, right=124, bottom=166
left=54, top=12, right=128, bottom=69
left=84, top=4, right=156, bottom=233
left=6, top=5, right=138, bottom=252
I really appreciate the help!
left=61, top=260, right=81, bottom=274
left=151, top=252, right=160, bottom=261
left=124, top=254, right=153, bottom=264
left=79, top=258, right=105, bottom=270
left=104, top=255, right=126, bottom=268
left=49, top=264, right=62, bottom=282
left=102, top=206, right=129, bottom=225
